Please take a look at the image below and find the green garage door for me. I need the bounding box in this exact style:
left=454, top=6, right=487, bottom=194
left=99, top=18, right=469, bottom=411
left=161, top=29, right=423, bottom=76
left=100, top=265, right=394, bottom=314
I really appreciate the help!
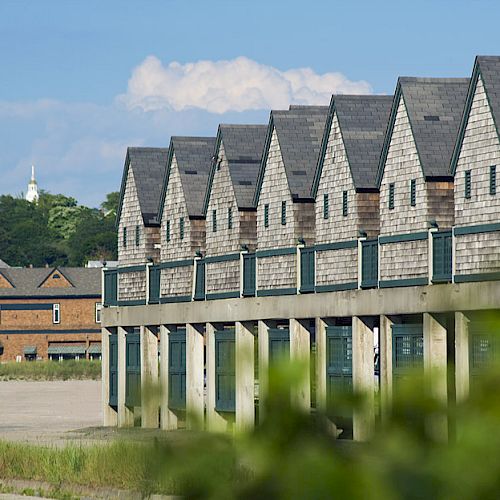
left=269, top=328, right=290, bottom=363
left=168, top=329, right=186, bottom=410
left=125, top=333, right=141, bottom=407
left=215, top=330, right=236, bottom=412
left=469, top=322, right=500, bottom=387
left=109, top=334, right=118, bottom=407
left=392, top=324, right=423, bottom=387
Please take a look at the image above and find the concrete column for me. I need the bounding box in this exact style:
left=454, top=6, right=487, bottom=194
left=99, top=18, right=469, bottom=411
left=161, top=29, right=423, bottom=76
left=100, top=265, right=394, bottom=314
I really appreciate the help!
left=352, top=317, right=375, bottom=441
left=315, top=318, right=327, bottom=413
left=379, top=315, right=393, bottom=420
left=140, top=326, right=159, bottom=428
left=235, top=321, right=255, bottom=432
left=257, top=320, right=270, bottom=423
left=101, top=327, right=117, bottom=426
left=423, top=313, right=448, bottom=440
left=455, top=312, right=470, bottom=403
left=117, top=327, right=134, bottom=427
left=159, top=325, right=178, bottom=430
left=289, top=319, right=311, bottom=411
left=206, top=323, right=227, bottom=431
left=186, top=323, right=205, bottom=430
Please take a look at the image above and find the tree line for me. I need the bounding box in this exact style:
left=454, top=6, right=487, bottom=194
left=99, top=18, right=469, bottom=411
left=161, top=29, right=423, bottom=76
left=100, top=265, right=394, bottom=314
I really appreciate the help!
left=0, top=191, right=118, bottom=267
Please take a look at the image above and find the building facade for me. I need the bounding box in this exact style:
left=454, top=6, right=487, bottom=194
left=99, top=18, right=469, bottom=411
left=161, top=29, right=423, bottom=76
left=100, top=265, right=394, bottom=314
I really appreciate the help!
left=0, top=267, right=102, bottom=361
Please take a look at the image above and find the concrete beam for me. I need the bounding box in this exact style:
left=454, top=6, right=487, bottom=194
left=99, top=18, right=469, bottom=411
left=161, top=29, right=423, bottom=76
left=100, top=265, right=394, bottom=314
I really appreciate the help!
left=352, top=317, right=375, bottom=441
left=117, top=327, right=134, bottom=427
left=289, top=319, right=311, bottom=412
left=159, top=325, right=178, bottom=430
left=186, top=323, right=205, bottom=430
left=379, top=315, right=393, bottom=420
left=101, top=327, right=117, bottom=426
left=455, top=311, right=470, bottom=403
left=140, top=326, right=159, bottom=429
left=235, top=321, right=255, bottom=432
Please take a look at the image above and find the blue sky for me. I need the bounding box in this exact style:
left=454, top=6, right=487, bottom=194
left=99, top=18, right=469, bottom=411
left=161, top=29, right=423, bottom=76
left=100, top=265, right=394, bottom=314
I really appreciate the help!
left=0, top=0, right=498, bottom=206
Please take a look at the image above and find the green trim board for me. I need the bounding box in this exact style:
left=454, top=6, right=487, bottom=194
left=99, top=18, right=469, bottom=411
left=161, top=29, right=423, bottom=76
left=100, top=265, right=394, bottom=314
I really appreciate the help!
left=257, top=287, right=297, bottom=297
left=159, top=295, right=192, bottom=304
left=117, top=265, right=146, bottom=274
left=454, top=222, right=500, bottom=236
left=206, top=291, right=240, bottom=300
left=0, top=303, right=54, bottom=311
left=256, top=247, right=297, bottom=258
left=204, top=253, right=240, bottom=264
left=314, top=240, right=358, bottom=252
left=379, top=277, right=428, bottom=288
left=378, top=231, right=428, bottom=244
left=155, top=259, right=194, bottom=270
left=315, top=282, right=358, bottom=293
left=454, top=272, right=500, bottom=283
left=117, top=299, right=147, bottom=307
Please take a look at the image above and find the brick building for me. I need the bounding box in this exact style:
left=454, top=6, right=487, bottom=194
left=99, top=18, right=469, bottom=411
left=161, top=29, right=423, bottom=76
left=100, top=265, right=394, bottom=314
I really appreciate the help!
left=0, top=267, right=102, bottom=361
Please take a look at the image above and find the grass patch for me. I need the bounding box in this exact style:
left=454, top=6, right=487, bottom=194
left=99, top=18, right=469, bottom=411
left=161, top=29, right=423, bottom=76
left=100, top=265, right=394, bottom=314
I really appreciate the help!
left=0, top=360, right=101, bottom=381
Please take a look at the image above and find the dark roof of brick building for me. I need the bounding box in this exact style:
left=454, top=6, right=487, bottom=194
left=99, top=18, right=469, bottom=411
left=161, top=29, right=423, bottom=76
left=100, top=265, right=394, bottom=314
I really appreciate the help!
left=377, top=77, right=469, bottom=185
left=312, top=95, right=393, bottom=195
left=254, top=105, right=329, bottom=204
left=0, top=267, right=101, bottom=298
left=117, top=147, right=169, bottom=227
left=203, top=124, right=268, bottom=212
left=159, top=136, right=216, bottom=219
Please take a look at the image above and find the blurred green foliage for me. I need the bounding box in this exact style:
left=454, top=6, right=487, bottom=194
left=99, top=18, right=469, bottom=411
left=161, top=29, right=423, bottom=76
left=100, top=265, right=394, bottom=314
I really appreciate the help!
left=0, top=360, right=101, bottom=381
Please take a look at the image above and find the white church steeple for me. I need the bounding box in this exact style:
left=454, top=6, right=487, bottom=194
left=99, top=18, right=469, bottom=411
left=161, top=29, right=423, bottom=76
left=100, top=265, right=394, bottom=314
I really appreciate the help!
left=26, top=165, right=39, bottom=203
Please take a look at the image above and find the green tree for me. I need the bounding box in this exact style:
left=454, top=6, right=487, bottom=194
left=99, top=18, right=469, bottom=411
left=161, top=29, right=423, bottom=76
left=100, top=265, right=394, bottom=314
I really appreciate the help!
left=100, top=191, right=120, bottom=219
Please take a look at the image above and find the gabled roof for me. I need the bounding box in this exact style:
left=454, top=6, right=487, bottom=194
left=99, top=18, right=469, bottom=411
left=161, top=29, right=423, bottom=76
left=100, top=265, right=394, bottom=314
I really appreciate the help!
left=377, top=77, right=469, bottom=186
left=254, top=105, right=329, bottom=205
left=451, top=56, right=500, bottom=174
left=116, top=147, right=169, bottom=227
left=0, top=267, right=101, bottom=298
left=159, top=136, right=216, bottom=221
left=312, top=95, right=393, bottom=196
left=203, top=124, right=268, bottom=213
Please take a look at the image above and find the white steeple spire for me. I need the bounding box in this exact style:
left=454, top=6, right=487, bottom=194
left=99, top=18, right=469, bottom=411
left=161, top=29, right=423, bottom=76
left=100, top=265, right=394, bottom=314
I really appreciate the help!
left=26, top=164, right=39, bottom=203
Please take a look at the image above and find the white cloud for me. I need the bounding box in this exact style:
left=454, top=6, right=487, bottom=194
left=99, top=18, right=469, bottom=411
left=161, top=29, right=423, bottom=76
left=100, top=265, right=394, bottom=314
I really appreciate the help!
left=119, top=56, right=372, bottom=114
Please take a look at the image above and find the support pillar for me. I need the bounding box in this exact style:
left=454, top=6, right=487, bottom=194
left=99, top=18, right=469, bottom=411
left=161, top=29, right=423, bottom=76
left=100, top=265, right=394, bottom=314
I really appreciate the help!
left=352, top=317, right=375, bottom=441
left=455, top=312, right=470, bottom=403
left=289, top=319, right=311, bottom=411
left=159, top=325, right=178, bottom=430
left=117, top=327, right=134, bottom=427
left=257, top=320, right=270, bottom=423
left=101, top=327, right=117, bottom=426
left=315, top=318, right=327, bottom=414
left=206, top=323, right=228, bottom=431
left=140, top=326, right=159, bottom=428
left=235, top=321, right=255, bottom=432
left=379, top=315, right=393, bottom=420
left=186, top=323, right=204, bottom=430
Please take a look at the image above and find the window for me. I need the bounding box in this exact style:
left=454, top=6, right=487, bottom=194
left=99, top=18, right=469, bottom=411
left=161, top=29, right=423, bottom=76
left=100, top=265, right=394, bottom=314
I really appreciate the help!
left=52, top=303, right=60, bottom=324
left=52, top=274, right=60, bottom=279
left=123, top=227, right=127, bottom=248
left=388, top=183, right=395, bottom=210
left=95, top=303, right=102, bottom=323
left=323, top=194, right=329, bottom=219
left=228, top=207, right=232, bottom=230
left=166, top=220, right=170, bottom=242
left=264, top=204, right=269, bottom=228
left=465, top=170, right=471, bottom=199
left=135, top=225, right=140, bottom=247
left=281, top=201, right=287, bottom=225
left=180, top=217, right=185, bottom=240
left=212, top=209, right=217, bottom=232
left=410, top=179, right=416, bottom=207
left=342, top=191, right=348, bottom=217
left=490, top=165, right=497, bottom=196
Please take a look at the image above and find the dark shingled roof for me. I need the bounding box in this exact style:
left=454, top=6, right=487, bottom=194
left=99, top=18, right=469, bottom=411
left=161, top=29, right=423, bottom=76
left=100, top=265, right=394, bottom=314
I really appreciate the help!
left=312, top=95, right=393, bottom=195
left=0, top=267, right=101, bottom=298
left=161, top=136, right=216, bottom=218
left=378, top=77, right=469, bottom=185
left=203, top=124, right=268, bottom=212
left=255, top=105, right=329, bottom=203
left=117, top=147, right=169, bottom=226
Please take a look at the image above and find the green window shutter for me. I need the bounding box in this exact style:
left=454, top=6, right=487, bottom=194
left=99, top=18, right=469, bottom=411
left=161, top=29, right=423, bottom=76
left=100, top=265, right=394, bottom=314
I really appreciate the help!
left=242, top=253, right=256, bottom=297
left=179, top=217, right=185, bottom=240
left=228, top=207, right=232, bottom=229
left=410, top=179, right=416, bottom=206
left=490, top=165, right=496, bottom=195
left=215, top=330, right=236, bottom=412
left=465, top=170, right=471, bottom=199
left=300, top=247, right=315, bottom=293
left=392, top=324, right=423, bottom=388
left=135, top=225, right=140, bottom=247
left=269, top=328, right=290, bottom=363
left=361, top=239, right=378, bottom=288
left=166, top=220, right=170, bottom=242
left=148, top=266, right=161, bottom=304
left=264, top=204, right=269, bottom=228
left=125, top=333, right=141, bottom=407
left=388, top=183, right=395, bottom=210
left=432, top=230, right=452, bottom=283
left=104, top=270, right=118, bottom=306
left=323, top=193, right=329, bottom=219
left=194, top=260, right=205, bottom=300
left=342, top=191, right=348, bottom=216
left=168, top=329, right=186, bottom=410
left=213, top=209, right=217, bottom=232
left=123, top=227, right=127, bottom=248
left=281, top=201, right=287, bottom=225
left=108, top=334, right=118, bottom=406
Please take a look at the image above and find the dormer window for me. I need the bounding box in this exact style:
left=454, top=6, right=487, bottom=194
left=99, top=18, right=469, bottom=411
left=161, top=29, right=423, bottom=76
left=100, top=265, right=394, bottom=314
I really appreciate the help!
left=53, top=274, right=60, bottom=279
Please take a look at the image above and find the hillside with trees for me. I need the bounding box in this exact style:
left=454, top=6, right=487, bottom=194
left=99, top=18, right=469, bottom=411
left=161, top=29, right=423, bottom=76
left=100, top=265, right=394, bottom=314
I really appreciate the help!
left=0, top=191, right=118, bottom=267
